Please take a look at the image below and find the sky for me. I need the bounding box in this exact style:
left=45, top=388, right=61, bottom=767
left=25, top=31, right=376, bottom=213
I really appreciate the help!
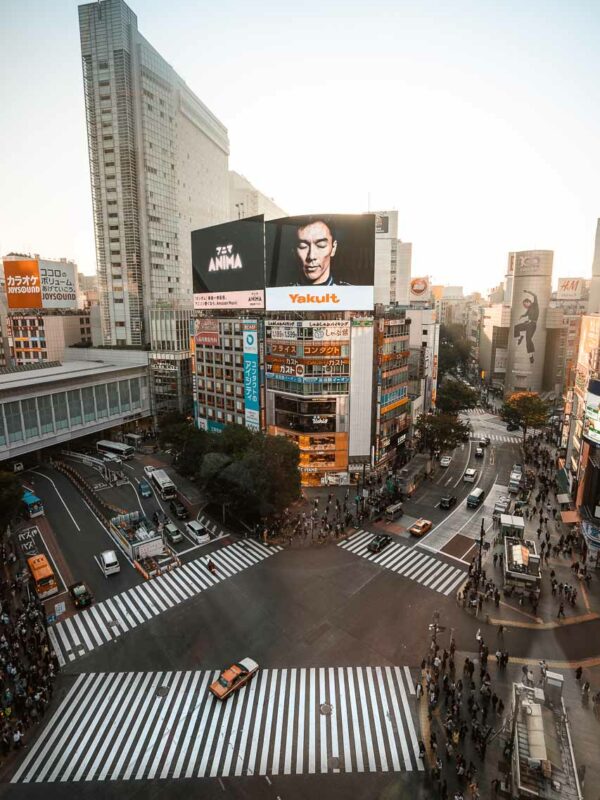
left=1, top=0, right=600, bottom=293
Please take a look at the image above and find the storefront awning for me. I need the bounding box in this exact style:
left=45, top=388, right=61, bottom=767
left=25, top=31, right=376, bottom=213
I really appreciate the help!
left=556, top=467, right=571, bottom=495
left=561, top=510, right=581, bottom=524
left=557, top=493, right=571, bottom=505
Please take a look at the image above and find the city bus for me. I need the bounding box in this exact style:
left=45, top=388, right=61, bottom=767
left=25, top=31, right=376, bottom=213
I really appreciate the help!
left=22, top=490, right=44, bottom=519
left=151, top=468, right=177, bottom=500
left=27, top=554, right=58, bottom=599
left=96, top=440, right=134, bottom=460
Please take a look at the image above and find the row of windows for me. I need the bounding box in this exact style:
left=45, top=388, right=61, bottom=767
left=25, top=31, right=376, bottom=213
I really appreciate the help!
left=0, top=379, right=143, bottom=447
left=198, top=407, right=244, bottom=426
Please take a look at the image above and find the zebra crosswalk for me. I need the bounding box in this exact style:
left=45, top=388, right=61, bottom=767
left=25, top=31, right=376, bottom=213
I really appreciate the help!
left=47, top=540, right=281, bottom=668
left=470, top=432, right=522, bottom=444
left=12, top=665, right=423, bottom=783
left=339, top=531, right=465, bottom=595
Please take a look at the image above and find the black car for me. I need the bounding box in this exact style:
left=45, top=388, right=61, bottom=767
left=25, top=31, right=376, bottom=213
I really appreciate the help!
left=367, top=534, right=392, bottom=554
left=507, top=422, right=520, bottom=431
left=69, top=581, right=93, bottom=609
left=440, top=495, right=457, bottom=510
left=169, top=499, right=189, bottom=520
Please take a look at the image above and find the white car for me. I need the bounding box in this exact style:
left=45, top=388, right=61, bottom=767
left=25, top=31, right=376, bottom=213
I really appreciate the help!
left=440, top=456, right=452, bottom=467
left=463, top=468, right=478, bottom=483
left=99, top=549, right=120, bottom=577
left=143, top=465, right=156, bottom=478
left=185, top=520, right=211, bottom=544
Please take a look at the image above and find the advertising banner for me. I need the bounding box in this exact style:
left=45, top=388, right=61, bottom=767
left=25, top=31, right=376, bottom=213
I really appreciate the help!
left=505, top=251, right=553, bottom=392
left=265, top=214, right=375, bottom=311
left=190, top=318, right=220, bottom=346
left=583, top=378, right=600, bottom=445
left=242, top=321, right=260, bottom=431
left=192, top=216, right=265, bottom=310
left=409, top=276, right=430, bottom=303
left=494, top=347, right=508, bottom=374
left=3, top=259, right=77, bottom=309
left=267, top=320, right=350, bottom=341
left=557, top=277, right=584, bottom=300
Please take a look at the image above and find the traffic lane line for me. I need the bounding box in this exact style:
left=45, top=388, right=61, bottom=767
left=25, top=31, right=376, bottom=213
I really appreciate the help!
left=30, top=470, right=80, bottom=532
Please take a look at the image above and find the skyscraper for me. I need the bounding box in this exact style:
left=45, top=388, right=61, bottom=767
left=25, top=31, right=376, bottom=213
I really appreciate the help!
left=78, top=0, right=230, bottom=348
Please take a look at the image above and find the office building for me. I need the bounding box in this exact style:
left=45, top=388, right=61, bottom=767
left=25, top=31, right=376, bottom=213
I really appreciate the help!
left=228, top=171, right=287, bottom=221
left=78, top=0, right=230, bottom=349
left=407, top=307, right=439, bottom=417
left=373, top=211, right=411, bottom=306
left=6, top=311, right=93, bottom=366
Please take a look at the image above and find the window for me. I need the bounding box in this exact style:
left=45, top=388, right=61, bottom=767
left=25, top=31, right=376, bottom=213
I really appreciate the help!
left=107, top=383, right=120, bottom=414
left=38, top=395, right=54, bottom=434
left=52, top=393, right=69, bottom=430
left=95, top=385, right=108, bottom=419
left=68, top=390, right=82, bottom=425
left=4, top=402, right=23, bottom=443
left=82, top=387, right=95, bottom=423
left=130, top=378, right=141, bottom=408
left=22, top=398, right=38, bottom=439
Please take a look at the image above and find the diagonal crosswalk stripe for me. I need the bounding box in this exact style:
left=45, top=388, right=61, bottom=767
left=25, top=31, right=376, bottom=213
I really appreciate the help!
left=48, top=540, right=281, bottom=667
left=13, top=666, right=422, bottom=783
left=339, top=531, right=466, bottom=595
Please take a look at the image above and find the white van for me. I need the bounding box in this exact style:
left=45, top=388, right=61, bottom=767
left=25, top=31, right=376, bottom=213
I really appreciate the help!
left=185, top=520, right=211, bottom=544
left=385, top=501, right=404, bottom=522
left=99, top=549, right=120, bottom=576
left=463, top=468, right=478, bottom=483
left=102, top=453, right=122, bottom=465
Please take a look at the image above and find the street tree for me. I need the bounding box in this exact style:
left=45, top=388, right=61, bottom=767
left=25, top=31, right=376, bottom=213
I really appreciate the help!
left=0, top=471, right=23, bottom=538
left=414, top=413, right=471, bottom=456
left=436, top=380, right=479, bottom=414
left=438, top=324, right=472, bottom=379
left=501, top=391, right=549, bottom=441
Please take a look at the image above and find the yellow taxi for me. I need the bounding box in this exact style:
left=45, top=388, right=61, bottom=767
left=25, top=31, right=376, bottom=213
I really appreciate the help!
left=209, top=657, right=259, bottom=700
left=408, top=518, right=433, bottom=537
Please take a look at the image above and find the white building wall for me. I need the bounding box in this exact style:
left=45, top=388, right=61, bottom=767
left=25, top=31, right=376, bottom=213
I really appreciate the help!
left=228, top=171, right=287, bottom=221
left=349, top=323, right=374, bottom=457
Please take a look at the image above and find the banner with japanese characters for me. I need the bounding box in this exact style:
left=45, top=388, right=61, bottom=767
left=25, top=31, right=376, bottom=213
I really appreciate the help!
left=3, top=259, right=78, bottom=310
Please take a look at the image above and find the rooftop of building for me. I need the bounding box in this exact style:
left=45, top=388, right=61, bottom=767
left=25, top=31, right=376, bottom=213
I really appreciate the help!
left=512, top=682, right=582, bottom=800
left=0, top=350, right=148, bottom=392
left=504, top=536, right=540, bottom=575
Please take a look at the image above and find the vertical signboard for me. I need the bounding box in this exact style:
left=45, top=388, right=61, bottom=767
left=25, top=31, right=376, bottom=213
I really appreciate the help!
left=505, top=251, right=553, bottom=393
left=242, top=320, right=260, bottom=431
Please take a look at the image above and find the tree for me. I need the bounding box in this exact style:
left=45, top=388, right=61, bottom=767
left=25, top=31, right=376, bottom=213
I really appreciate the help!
left=501, top=392, right=549, bottom=441
left=0, top=471, right=23, bottom=538
left=436, top=380, right=479, bottom=414
left=438, top=324, right=472, bottom=380
left=414, top=413, right=471, bottom=456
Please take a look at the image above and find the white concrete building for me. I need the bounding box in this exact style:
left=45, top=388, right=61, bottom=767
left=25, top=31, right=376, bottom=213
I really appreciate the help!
left=228, top=171, right=287, bottom=221
left=373, top=211, right=411, bottom=306
left=407, top=307, right=439, bottom=414
left=79, top=0, right=230, bottom=347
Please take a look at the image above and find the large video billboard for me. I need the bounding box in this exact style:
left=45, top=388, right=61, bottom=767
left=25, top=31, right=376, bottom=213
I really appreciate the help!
left=192, top=216, right=265, bottom=310
left=3, top=259, right=77, bottom=310
left=584, top=378, right=600, bottom=445
left=265, top=214, right=375, bottom=311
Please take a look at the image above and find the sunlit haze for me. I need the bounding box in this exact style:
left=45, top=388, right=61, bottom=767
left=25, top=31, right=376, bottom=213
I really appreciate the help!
left=2, top=0, right=600, bottom=291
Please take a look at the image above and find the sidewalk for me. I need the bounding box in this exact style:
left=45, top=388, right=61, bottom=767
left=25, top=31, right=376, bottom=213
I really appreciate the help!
left=457, top=435, right=600, bottom=635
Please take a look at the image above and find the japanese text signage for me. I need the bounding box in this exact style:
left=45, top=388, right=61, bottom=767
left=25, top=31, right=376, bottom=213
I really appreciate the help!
left=3, top=259, right=77, bottom=310
left=242, top=321, right=260, bottom=431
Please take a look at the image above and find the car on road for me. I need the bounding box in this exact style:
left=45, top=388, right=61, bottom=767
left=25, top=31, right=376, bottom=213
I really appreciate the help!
left=99, top=549, right=120, bottom=577
left=153, top=510, right=168, bottom=526
left=463, top=468, right=478, bottom=482
left=440, top=495, right=457, bottom=510
left=475, top=447, right=484, bottom=458
left=138, top=480, right=152, bottom=498
left=163, top=521, right=184, bottom=545
left=493, top=496, right=512, bottom=516
left=409, top=518, right=433, bottom=537
left=185, top=520, right=210, bottom=544
left=479, top=437, right=491, bottom=446
left=169, top=499, right=189, bottom=520
left=507, top=422, right=520, bottom=431
left=440, top=456, right=452, bottom=467
left=69, top=581, right=93, bottom=609
left=143, top=465, right=156, bottom=478
left=209, top=657, right=259, bottom=700
left=367, top=534, right=392, bottom=553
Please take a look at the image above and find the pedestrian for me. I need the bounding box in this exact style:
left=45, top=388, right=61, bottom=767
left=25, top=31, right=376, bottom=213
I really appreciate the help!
left=418, top=739, right=426, bottom=760
left=557, top=603, right=565, bottom=619
left=416, top=681, right=423, bottom=700
left=575, top=666, right=583, bottom=681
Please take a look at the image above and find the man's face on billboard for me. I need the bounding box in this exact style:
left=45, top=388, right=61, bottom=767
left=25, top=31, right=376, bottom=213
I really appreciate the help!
left=296, top=221, right=337, bottom=284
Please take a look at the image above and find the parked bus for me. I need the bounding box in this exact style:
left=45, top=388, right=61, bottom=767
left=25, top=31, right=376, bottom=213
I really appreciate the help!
left=151, top=468, right=177, bottom=500
left=22, top=490, right=44, bottom=519
left=27, top=554, right=58, bottom=599
left=96, top=440, right=134, bottom=460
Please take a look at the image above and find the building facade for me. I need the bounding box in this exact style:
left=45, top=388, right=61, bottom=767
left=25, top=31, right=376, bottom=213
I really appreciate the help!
left=373, top=211, right=411, bottom=307
left=228, top=171, right=287, bottom=221
left=192, top=311, right=411, bottom=486
left=78, top=0, right=230, bottom=348
left=407, top=307, right=439, bottom=416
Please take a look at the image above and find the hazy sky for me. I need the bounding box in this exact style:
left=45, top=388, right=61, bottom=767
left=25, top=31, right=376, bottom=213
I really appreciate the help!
left=1, top=0, right=599, bottom=292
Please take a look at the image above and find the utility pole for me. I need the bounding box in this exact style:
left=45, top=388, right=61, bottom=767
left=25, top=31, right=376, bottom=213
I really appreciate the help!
left=478, top=517, right=486, bottom=578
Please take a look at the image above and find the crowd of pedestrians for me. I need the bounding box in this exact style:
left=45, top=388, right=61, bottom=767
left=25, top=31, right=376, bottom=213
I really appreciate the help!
left=415, top=631, right=510, bottom=800
left=0, top=542, right=59, bottom=765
